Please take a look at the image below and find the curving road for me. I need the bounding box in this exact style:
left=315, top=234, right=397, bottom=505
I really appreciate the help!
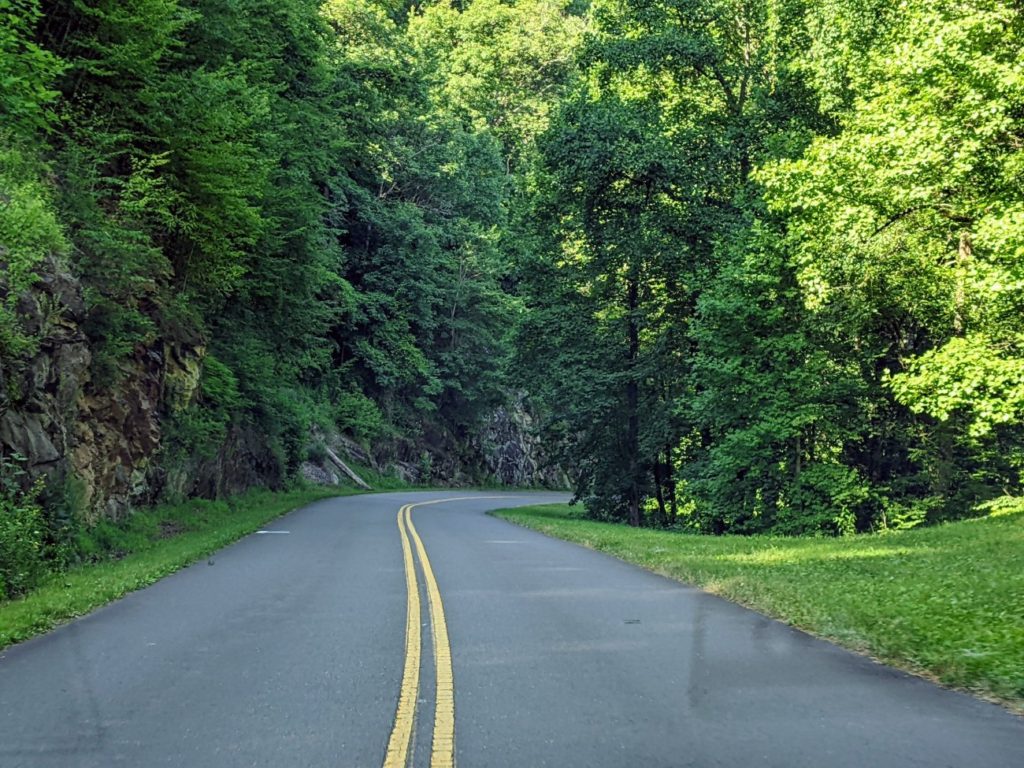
left=0, top=491, right=1022, bottom=767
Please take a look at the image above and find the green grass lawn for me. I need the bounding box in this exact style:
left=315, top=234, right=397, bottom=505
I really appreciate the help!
left=494, top=503, right=1024, bottom=712
left=0, top=485, right=352, bottom=650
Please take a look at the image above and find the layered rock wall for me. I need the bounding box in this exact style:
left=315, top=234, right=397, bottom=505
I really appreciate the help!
left=1, top=260, right=564, bottom=523
left=318, top=401, right=568, bottom=490
left=0, top=258, right=273, bottom=521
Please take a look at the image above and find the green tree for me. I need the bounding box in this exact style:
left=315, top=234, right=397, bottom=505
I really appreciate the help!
left=763, top=0, right=1024, bottom=520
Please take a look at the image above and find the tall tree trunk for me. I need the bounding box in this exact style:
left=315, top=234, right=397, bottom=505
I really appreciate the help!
left=653, top=459, right=667, bottom=527
left=626, top=267, right=641, bottom=527
left=665, top=443, right=677, bottom=524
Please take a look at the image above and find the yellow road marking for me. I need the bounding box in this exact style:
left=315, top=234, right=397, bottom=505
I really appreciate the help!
left=383, top=504, right=421, bottom=768
left=405, top=503, right=455, bottom=768
left=384, top=496, right=517, bottom=768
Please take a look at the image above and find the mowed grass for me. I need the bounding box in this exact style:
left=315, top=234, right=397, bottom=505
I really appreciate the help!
left=494, top=504, right=1024, bottom=711
left=0, top=486, right=351, bottom=650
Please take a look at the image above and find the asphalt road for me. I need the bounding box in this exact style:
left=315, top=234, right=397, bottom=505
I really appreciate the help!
left=1, top=491, right=1022, bottom=767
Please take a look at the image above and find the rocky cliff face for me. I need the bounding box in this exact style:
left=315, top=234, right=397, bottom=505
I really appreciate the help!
left=1, top=257, right=93, bottom=509
left=475, top=401, right=568, bottom=488
left=315, top=400, right=569, bottom=490
left=1, top=260, right=562, bottom=523
left=0, top=258, right=276, bottom=522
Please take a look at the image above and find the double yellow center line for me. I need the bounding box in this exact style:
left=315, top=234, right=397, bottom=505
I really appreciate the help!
left=383, top=501, right=457, bottom=768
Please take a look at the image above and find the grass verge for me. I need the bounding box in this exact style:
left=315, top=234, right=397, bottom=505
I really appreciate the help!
left=494, top=503, right=1024, bottom=712
left=0, top=485, right=351, bottom=650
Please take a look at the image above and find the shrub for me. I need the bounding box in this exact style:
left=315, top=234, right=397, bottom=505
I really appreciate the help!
left=0, top=457, right=47, bottom=599
left=775, top=463, right=870, bottom=536
left=305, top=441, right=328, bottom=464
left=334, top=389, right=387, bottom=442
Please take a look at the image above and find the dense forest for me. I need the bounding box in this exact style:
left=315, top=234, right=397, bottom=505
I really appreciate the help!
left=1, top=0, right=1022, bottom=590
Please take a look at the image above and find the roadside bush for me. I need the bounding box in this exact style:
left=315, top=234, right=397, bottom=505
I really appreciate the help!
left=775, top=463, right=869, bottom=536
left=0, top=458, right=47, bottom=599
left=334, top=389, right=387, bottom=442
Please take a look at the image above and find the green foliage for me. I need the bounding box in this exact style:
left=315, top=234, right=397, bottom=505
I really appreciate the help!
left=162, top=354, right=241, bottom=463
left=0, top=143, right=68, bottom=357
left=5, top=0, right=1023, bottom=542
left=334, top=389, right=388, bottom=442
left=410, top=0, right=584, bottom=169
left=521, top=0, right=823, bottom=526
left=0, top=496, right=46, bottom=599
left=776, top=463, right=867, bottom=536
left=685, top=224, right=869, bottom=534
left=518, top=0, right=1024, bottom=533
left=304, top=440, right=329, bottom=465
left=199, top=354, right=241, bottom=412
left=0, top=455, right=47, bottom=599
left=755, top=0, right=1024, bottom=523
left=890, top=336, right=1024, bottom=439
left=162, top=408, right=226, bottom=463
left=0, top=145, right=66, bottom=289
left=0, top=0, right=63, bottom=136
left=976, top=495, right=1024, bottom=519
left=323, top=0, right=526, bottom=441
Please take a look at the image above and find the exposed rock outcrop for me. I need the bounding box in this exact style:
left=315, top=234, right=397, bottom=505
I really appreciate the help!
left=0, top=258, right=275, bottom=521
left=308, top=398, right=569, bottom=490
left=1, top=256, right=92, bottom=503
left=1, top=260, right=564, bottom=522
left=168, top=422, right=284, bottom=501
left=476, top=400, right=568, bottom=488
